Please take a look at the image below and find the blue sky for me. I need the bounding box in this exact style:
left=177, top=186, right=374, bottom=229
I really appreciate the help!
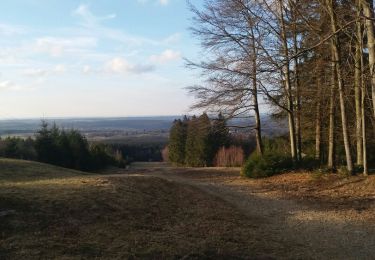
left=0, top=0, right=201, bottom=118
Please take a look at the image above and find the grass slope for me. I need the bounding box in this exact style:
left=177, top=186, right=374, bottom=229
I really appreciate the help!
left=0, top=158, right=91, bottom=181
left=0, top=159, right=280, bottom=259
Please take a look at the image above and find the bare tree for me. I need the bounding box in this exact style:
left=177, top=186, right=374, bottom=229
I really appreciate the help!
left=187, top=0, right=265, bottom=155
left=325, top=0, right=354, bottom=173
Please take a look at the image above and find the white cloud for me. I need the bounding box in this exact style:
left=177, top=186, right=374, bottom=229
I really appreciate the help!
left=137, top=0, right=170, bottom=6
left=23, top=68, right=49, bottom=77
left=70, top=4, right=180, bottom=48
left=0, top=23, right=27, bottom=36
left=23, top=64, right=67, bottom=78
left=82, top=65, right=92, bottom=74
left=137, top=0, right=148, bottom=4
left=158, top=0, right=169, bottom=5
left=107, top=57, right=131, bottom=73
left=54, top=64, right=66, bottom=73
left=73, top=4, right=116, bottom=27
left=34, top=36, right=97, bottom=57
left=150, top=49, right=181, bottom=64
left=163, top=33, right=181, bottom=44
left=0, top=81, right=14, bottom=90
left=0, top=80, right=30, bottom=91
left=106, top=57, right=155, bottom=74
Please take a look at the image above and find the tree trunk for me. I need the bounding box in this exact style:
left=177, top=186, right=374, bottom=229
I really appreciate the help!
left=361, top=0, right=375, bottom=119
left=252, top=46, right=263, bottom=156
left=291, top=0, right=302, bottom=161
left=357, top=4, right=369, bottom=175
left=326, top=0, right=354, bottom=174
left=328, top=49, right=336, bottom=170
left=249, top=19, right=263, bottom=156
left=253, top=90, right=263, bottom=155
left=355, top=12, right=363, bottom=165
left=361, top=53, right=368, bottom=176
left=361, top=65, right=368, bottom=176
left=315, top=76, right=322, bottom=161
left=279, top=0, right=297, bottom=161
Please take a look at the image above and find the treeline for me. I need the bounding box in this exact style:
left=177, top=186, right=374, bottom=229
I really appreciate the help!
left=167, top=114, right=244, bottom=167
left=188, top=0, right=375, bottom=176
left=109, top=144, right=165, bottom=162
left=0, top=122, right=126, bottom=171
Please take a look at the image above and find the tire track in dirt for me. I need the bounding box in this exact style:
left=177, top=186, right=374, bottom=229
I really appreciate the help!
left=109, top=164, right=375, bottom=259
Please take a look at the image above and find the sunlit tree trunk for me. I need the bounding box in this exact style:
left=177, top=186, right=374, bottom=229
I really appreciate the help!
left=355, top=8, right=363, bottom=165
left=361, top=0, right=375, bottom=119
left=249, top=18, right=263, bottom=156
left=290, top=0, right=302, bottom=161
left=326, top=0, right=354, bottom=173
left=278, top=0, right=297, bottom=161
left=357, top=2, right=369, bottom=175
left=315, top=76, right=322, bottom=161
left=328, top=49, right=336, bottom=170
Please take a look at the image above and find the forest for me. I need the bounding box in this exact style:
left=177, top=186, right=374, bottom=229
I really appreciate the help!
left=187, top=0, right=375, bottom=176
left=167, top=113, right=245, bottom=166
left=0, top=122, right=126, bottom=171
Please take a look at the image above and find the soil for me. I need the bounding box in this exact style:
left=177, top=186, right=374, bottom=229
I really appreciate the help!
left=2, top=159, right=375, bottom=259
left=114, top=163, right=375, bottom=259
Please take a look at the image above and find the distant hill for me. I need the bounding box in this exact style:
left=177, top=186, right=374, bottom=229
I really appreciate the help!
left=0, top=117, right=177, bottom=137
left=0, top=115, right=287, bottom=138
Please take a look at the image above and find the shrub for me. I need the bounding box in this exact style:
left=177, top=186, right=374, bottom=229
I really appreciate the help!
left=161, top=146, right=169, bottom=162
left=297, top=156, right=320, bottom=171
left=214, top=146, right=244, bottom=167
left=241, top=152, right=294, bottom=178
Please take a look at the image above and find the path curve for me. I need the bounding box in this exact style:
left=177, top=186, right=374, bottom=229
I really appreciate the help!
left=109, top=164, right=375, bottom=259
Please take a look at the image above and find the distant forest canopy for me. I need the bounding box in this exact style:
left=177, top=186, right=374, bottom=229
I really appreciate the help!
left=187, top=0, right=375, bottom=175
left=0, top=115, right=288, bottom=165
left=0, top=117, right=175, bottom=136
left=0, top=115, right=286, bottom=137
left=0, top=122, right=126, bottom=171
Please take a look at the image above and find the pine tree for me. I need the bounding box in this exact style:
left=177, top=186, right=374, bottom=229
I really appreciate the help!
left=168, top=119, right=188, bottom=165
left=185, top=114, right=212, bottom=166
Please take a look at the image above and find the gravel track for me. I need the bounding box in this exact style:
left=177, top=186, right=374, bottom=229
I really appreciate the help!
left=113, top=164, right=375, bottom=259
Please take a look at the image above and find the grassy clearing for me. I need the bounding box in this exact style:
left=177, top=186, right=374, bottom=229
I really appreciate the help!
left=0, top=158, right=91, bottom=182
left=0, top=159, right=283, bottom=259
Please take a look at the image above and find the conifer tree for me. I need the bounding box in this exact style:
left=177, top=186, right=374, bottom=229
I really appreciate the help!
left=209, top=113, right=230, bottom=163
left=185, top=114, right=212, bottom=166
left=168, top=119, right=188, bottom=165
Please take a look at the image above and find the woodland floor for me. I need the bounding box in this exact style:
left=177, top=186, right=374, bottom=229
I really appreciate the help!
left=1, top=159, right=375, bottom=259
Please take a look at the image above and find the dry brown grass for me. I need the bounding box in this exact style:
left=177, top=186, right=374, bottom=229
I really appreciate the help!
left=150, top=165, right=375, bottom=213
left=0, top=159, right=285, bottom=259
left=3, top=160, right=375, bottom=259
left=125, top=164, right=375, bottom=259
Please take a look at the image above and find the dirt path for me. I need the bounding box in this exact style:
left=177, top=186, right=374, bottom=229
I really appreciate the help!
left=108, top=164, right=375, bottom=259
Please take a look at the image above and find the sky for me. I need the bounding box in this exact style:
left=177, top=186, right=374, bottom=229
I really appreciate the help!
left=0, top=0, right=202, bottom=118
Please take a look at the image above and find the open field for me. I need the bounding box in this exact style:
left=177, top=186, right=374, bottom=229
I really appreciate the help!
left=0, top=159, right=284, bottom=259
left=1, top=159, right=375, bottom=259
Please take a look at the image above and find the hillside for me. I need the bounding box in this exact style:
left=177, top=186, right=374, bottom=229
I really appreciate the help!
left=0, top=159, right=91, bottom=181
left=0, top=159, right=279, bottom=259
left=2, top=160, right=374, bottom=259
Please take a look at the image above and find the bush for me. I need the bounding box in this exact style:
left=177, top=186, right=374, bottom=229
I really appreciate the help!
left=162, top=146, right=169, bottom=162
left=214, top=146, right=244, bottom=167
left=241, top=152, right=294, bottom=178
left=297, top=156, right=320, bottom=171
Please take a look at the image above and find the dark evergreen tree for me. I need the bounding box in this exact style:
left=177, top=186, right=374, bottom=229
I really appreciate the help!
left=168, top=118, right=188, bottom=165
left=185, top=114, right=212, bottom=166
left=34, top=121, right=59, bottom=164
left=32, top=121, right=119, bottom=171
left=209, top=113, right=230, bottom=163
